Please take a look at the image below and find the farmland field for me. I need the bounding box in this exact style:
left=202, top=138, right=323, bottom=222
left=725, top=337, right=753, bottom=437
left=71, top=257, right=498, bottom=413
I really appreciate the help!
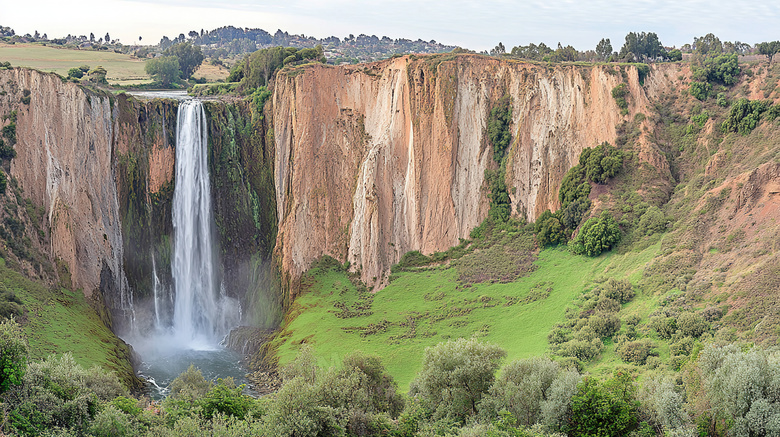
left=0, top=43, right=151, bottom=85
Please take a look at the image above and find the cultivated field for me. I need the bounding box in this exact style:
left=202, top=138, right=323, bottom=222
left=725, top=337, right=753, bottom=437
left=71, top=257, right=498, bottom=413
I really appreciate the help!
left=0, top=43, right=151, bottom=85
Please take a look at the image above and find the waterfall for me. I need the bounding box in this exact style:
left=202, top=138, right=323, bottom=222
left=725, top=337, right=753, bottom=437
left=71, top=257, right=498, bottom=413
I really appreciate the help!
left=168, top=99, right=238, bottom=348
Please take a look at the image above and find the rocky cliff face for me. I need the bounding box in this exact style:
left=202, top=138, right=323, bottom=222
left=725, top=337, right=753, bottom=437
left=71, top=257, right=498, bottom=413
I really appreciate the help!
left=272, top=55, right=648, bottom=292
left=0, top=68, right=130, bottom=313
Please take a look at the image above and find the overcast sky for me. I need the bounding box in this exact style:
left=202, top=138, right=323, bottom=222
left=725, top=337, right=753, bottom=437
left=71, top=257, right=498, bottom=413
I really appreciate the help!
left=2, top=0, right=778, bottom=51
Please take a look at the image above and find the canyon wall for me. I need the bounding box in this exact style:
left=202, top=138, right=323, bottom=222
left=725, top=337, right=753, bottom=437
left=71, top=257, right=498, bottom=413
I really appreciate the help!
left=273, top=54, right=645, bottom=292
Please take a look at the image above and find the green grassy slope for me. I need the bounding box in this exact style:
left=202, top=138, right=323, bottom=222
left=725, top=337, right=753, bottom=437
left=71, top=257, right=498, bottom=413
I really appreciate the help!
left=0, top=259, right=138, bottom=389
left=273, top=241, right=662, bottom=390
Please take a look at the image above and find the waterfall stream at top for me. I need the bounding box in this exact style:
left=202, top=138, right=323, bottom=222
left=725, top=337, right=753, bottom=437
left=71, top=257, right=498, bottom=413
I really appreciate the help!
left=128, top=98, right=247, bottom=398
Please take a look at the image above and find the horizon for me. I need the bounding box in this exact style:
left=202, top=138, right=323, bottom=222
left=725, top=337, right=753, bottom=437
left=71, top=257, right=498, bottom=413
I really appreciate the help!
left=1, top=0, right=778, bottom=53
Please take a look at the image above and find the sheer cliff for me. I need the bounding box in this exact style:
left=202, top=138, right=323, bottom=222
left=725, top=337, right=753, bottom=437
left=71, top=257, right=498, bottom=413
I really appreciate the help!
left=272, top=54, right=660, bottom=292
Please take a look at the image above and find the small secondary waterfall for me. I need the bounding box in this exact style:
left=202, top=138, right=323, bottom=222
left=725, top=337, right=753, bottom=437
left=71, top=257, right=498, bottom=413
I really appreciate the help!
left=166, top=99, right=239, bottom=348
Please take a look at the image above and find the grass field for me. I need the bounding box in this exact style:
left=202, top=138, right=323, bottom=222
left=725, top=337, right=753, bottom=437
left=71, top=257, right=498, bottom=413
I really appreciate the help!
left=0, top=43, right=151, bottom=85
left=273, top=239, right=663, bottom=391
left=0, top=259, right=137, bottom=387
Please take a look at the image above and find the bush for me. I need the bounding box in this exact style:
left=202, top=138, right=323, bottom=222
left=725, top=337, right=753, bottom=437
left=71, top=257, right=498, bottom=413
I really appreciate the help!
left=561, top=198, right=591, bottom=231
left=567, top=372, right=639, bottom=437
left=0, top=317, right=28, bottom=393
left=616, top=340, right=657, bottom=365
left=721, top=98, right=771, bottom=134
left=200, top=378, right=253, bottom=420
left=410, top=338, right=506, bottom=422
left=588, top=313, right=621, bottom=337
left=535, top=210, right=567, bottom=247
left=689, top=81, right=711, bottom=100
left=677, top=312, right=709, bottom=338
left=67, top=67, right=83, bottom=79
left=479, top=357, right=562, bottom=426
left=557, top=338, right=603, bottom=361
left=558, top=165, right=591, bottom=208
left=597, top=278, right=635, bottom=303
left=580, top=142, right=623, bottom=184
left=570, top=211, right=621, bottom=256
left=650, top=316, right=677, bottom=339
left=636, top=206, right=667, bottom=236
left=145, top=56, right=180, bottom=87
left=488, top=95, right=512, bottom=162
left=612, top=83, right=629, bottom=111
left=87, top=405, right=133, bottom=437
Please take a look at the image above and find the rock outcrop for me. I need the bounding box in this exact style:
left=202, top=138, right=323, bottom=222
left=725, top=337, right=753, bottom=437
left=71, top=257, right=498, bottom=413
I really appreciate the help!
left=272, top=55, right=647, bottom=292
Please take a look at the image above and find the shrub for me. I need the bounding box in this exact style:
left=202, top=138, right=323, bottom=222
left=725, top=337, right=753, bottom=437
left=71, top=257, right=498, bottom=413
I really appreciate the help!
left=488, top=95, right=512, bottom=162
left=87, top=405, right=133, bottom=437
left=535, top=210, right=567, bottom=246
left=616, top=340, right=657, bottom=365
left=588, top=313, right=621, bottom=337
left=169, top=364, right=212, bottom=403
left=479, top=357, right=562, bottom=426
left=650, top=316, right=677, bottom=339
left=200, top=378, right=253, bottom=420
left=67, top=67, right=83, bottom=79
left=145, top=56, right=180, bottom=87
left=557, top=338, right=603, bottom=362
left=567, top=372, right=639, bottom=437
left=612, top=83, right=629, bottom=111
left=570, top=211, right=621, bottom=256
left=558, top=165, right=591, bottom=208
left=0, top=317, right=28, bottom=393
left=636, top=377, right=691, bottom=434
left=580, top=142, right=623, bottom=184
left=540, top=369, right=582, bottom=432
left=561, top=198, right=591, bottom=231
left=677, top=312, right=709, bottom=338
left=410, top=338, right=506, bottom=422
left=689, top=81, right=711, bottom=100
left=722, top=98, right=770, bottom=134
left=636, top=206, right=667, bottom=236
left=598, top=278, right=635, bottom=303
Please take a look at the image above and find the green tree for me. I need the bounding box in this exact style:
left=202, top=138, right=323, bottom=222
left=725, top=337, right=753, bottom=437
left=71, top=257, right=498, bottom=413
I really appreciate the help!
left=410, top=338, right=506, bottom=423
left=163, top=42, right=204, bottom=79
left=580, top=142, right=623, bottom=184
left=67, top=67, right=83, bottom=79
left=596, top=38, right=612, bottom=61
left=0, top=317, right=28, bottom=393
left=570, top=211, right=621, bottom=256
left=757, top=41, right=780, bottom=66
left=619, top=32, right=666, bottom=61
left=487, top=95, right=512, bottom=162
left=535, top=210, right=567, bottom=246
left=88, top=66, right=107, bottom=84
left=567, top=371, right=639, bottom=437
left=693, top=33, right=723, bottom=56
left=145, top=56, right=180, bottom=87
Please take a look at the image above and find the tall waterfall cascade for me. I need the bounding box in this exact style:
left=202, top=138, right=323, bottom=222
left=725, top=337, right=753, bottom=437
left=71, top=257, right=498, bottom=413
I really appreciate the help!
left=166, top=99, right=239, bottom=349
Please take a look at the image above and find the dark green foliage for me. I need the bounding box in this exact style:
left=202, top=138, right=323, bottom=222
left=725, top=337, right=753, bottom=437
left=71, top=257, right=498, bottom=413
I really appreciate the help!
left=722, top=98, right=771, bottom=134
left=612, top=83, right=629, bottom=112
left=677, top=312, right=709, bottom=338
left=636, top=206, right=667, bottom=236
left=0, top=317, right=28, bottom=393
left=111, top=396, right=142, bottom=417
left=557, top=338, right=604, bottom=361
left=616, top=340, right=657, bottom=365
left=162, top=42, right=204, bottom=78
left=0, top=170, right=6, bottom=195
left=668, top=49, right=682, bottom=61
left=561, top=198, right=591, bottom=231
left=87, top=405, right=133, bottom=437
left=200, top=378, right=253, bottom=420
left=580, top=142, right=623, bottom=184
left=693, top=54, right=741, bottom=85
left=558, top=165, right=591, bottom=209
left=144, top=56, right=180, bottom=87
left=588, top=313, right=621, bottom=337
left=485, top=169, right=511, bottom=223
left=2, top=121, right=16, bottom=144
left=596, top=38, right=612, bottom=61
left=619, top=32, right=667, bottom=61
left=689, top=81, right=711, bottom=101
left=649, top=316, right=677, bottom=339
left=534, top=210, right=567, bottom=247
left=488, top=95, right=512, bottom=162
left=756, top=41, right=780, bottom=65
left=0, top=138, right=15, bottom=160
left=597, top=278, right=635, bottom=304
left=570, top=211, right=621, bottom=256
left=230, top=45, right=325, bottom=92
left=567, top=372, right=639, bottom=437
left=250, top=86, right=271, bottom=119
